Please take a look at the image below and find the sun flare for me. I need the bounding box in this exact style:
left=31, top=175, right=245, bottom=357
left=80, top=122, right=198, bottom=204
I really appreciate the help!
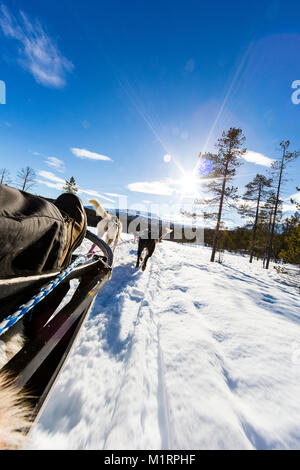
left=179, top=171, right=199, bottom=196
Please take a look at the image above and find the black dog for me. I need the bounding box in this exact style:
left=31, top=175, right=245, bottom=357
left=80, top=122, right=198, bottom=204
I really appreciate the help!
left=136, top=232, right=160, bottom=271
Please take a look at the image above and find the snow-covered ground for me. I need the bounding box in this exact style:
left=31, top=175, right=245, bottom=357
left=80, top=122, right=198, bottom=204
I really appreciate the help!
left=27, top=231, right=300, bottom=450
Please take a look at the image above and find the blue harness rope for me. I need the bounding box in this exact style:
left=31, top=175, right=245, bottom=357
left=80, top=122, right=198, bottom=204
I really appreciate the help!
left=0, top=255, right=88, bottom=338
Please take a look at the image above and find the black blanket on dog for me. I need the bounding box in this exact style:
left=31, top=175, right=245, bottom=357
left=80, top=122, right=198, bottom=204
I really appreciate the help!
left=0, top=184, right=65, bottom=279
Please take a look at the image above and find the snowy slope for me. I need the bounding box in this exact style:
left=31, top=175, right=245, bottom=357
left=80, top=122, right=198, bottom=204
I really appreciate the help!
left=27, top=231, right=300, bottom=450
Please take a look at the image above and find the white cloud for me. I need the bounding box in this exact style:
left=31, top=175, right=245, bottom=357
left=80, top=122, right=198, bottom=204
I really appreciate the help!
left=128, top=180, right=174, bottom=196
left=282, top=203, right=298, bottom=213
left=45, top=156, right=65, bottom=173
left=235, top=197, right=257, bottom=209
left=38, top=170, right=65, bottom=183
left=71, top=148, right=112, bottom=162
left=79, top=189, right=115, bottom=203
left=104, top=192, right=126, bottom=198
left=236, top=195, right=298, bottom=214
left=37, top=179, right=64, bottom=190
left=37, top=170, right=115, bottom=203
left=0, top=5, right=73, bottom=88
left=128, top=176, right=203, bottom=197
left=290, top=191, right=300, bottom=203
left=243, top=150, right=274, bottom=167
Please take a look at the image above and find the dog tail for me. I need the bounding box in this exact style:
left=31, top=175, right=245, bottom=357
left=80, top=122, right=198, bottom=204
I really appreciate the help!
left=0, top=372, right=32, bottom=450
left=89, top=199, right=109, bottom=219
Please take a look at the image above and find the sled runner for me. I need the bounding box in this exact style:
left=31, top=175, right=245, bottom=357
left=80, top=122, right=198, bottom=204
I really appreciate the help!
left=0, top=230, right=113, bottom=433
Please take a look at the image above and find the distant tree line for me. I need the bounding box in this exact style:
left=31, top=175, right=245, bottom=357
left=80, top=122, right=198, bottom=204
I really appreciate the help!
left=0, top=166, right=37, bottom=191
left=0, top=166, right=79, bottom=195
left=1, top=166, right=38, bottom=192
left=195, top=129, right=299, bottom=272
left=204, top=208, right=299, bottom=267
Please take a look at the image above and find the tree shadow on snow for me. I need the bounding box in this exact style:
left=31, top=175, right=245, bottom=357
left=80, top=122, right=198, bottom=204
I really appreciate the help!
left=222, top=265, right=300, bottom=325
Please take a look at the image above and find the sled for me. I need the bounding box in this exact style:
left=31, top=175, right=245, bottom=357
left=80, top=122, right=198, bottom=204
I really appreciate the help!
left=0, top=230, right=113, bottom=429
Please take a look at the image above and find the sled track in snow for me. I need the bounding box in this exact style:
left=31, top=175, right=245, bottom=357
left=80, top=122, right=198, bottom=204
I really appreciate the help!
left=156, top=322, right=173, bottom=449
left=30, top=237, right=176, bottom=450
left=146, top=254, right=173, bottom=450
left=102, top=247, right=174, bottom=450
left=102, top=255, right=155, bottom=449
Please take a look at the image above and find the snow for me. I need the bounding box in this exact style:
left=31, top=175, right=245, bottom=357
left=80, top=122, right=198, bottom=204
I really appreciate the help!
left=27, top=230, right=300, bottom=450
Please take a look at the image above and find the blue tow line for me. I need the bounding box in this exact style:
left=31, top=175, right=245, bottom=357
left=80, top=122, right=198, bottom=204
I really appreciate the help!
left=0, top=255, right=88, bottom=338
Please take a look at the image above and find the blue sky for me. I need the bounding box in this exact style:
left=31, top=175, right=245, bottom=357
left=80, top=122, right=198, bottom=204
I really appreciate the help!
left=0, top=0, right=300, bottom=226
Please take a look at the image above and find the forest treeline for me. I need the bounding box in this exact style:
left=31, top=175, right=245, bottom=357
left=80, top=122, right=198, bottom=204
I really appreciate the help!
left=194, top=128, right=300, bottom=268
left=204, top=209, right=300, bottom=266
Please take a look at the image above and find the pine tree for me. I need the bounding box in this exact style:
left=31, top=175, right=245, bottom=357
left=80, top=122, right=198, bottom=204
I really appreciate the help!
left=63, top=176, right=78, bottom=194
left=205, top=128, right=246, bottom=263
left=279, top=214, right=300, bottom=264
left=239, top=174, right=272, bottom=263
left=265, top=140, right=299, bottom=269
left=260, top=192, right=282, bottom=267
left=279, top=189, right=300, bottom=265
left=278, top=210, right=300, bottom=288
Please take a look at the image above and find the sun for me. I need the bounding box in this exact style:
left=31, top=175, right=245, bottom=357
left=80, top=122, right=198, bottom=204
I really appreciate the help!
left=179, top=171, right=199, bottom=196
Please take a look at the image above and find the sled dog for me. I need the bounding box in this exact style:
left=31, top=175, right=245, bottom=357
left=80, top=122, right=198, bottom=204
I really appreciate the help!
left=0, top=369, right=31, bottom=449
left=89, top=199, right=122, bottom=249
left=0, top=323, right=31, bottom=449
left=0, top=322, right=25, bottom=370
left=136, top=236, right=158, bottom=271
left=136, top=228, right=172, bottom=271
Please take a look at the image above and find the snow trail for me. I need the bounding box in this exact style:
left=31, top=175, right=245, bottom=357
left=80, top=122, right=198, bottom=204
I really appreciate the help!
left=28, top=234, right=300, bottom=450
